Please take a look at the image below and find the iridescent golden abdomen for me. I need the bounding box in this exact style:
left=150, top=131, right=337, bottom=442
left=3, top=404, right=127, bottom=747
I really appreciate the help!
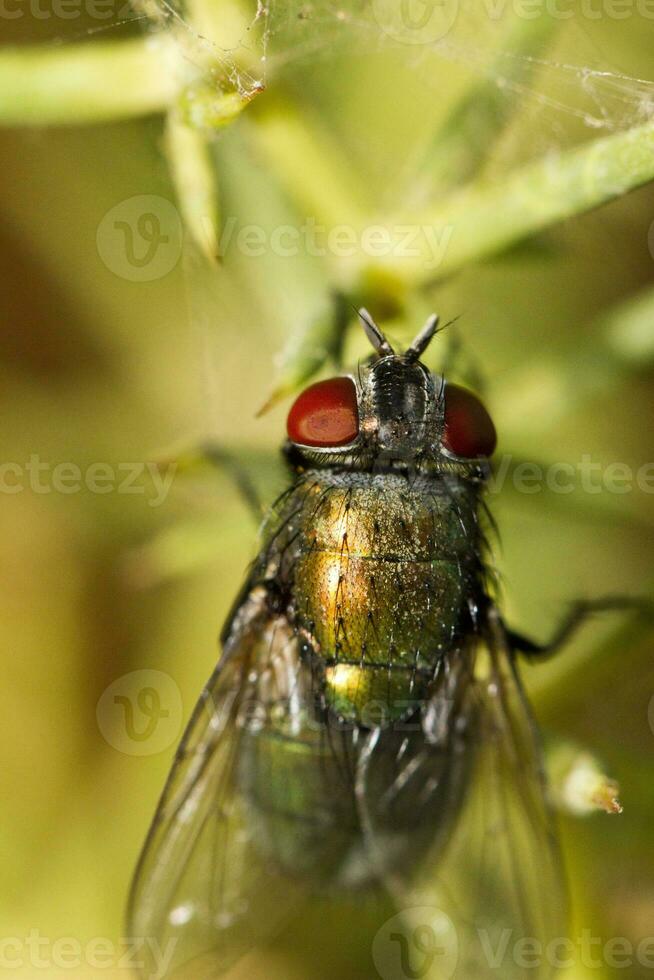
left=269, top=472, right=481, bottom=722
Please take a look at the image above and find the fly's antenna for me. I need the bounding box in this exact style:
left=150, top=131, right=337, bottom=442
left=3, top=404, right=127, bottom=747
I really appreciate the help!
left=405, top=313, right=441, bottom=361
left=357, top=307, right=395, bottom=357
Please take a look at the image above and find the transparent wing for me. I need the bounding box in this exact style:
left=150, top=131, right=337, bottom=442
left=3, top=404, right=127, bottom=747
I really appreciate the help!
left=357, top=609, right=566, bottom=980
left=128, top=587, right=308, bottom=980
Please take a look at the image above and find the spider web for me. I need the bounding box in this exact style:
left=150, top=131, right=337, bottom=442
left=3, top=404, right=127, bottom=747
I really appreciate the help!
left=136, top=0, right=654, bottom=137
left=116, top=0, right=654, bottom=437
left=116, top=0, right=654, bottom=236
left=21, top=0, right=654, bottom=151
left=36, top=0, right=654, bottom=188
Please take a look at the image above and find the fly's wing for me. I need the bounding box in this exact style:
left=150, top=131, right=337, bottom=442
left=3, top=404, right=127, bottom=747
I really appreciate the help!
left=128, top=586, right=308, bottom=980
left=430, top=616, right=567, bottom=979
left=357, top=611, right=566, bottom=980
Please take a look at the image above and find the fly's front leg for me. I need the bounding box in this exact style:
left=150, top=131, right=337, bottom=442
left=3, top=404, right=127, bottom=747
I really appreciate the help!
left=439, top=322, right=487, bottom=395
left=196, top=443, right=264, bottom=521
left=508, top=596, right=654, bottom=661
left=159, top=440, right=265, bottom=523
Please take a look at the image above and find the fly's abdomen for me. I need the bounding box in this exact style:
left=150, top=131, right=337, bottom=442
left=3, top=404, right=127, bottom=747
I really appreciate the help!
left=239, top=715, right=465, bottom=891
left=230, top=611, right=365, bottom=889
left=231, top=579, right=471, bottom=892
left=271, top=472, right=481, bottom=723
left=239, top=724, right=362, bottom=887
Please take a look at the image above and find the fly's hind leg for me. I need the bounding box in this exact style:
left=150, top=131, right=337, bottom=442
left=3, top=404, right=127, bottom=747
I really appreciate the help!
left=508, top=596, right=654, bottom=661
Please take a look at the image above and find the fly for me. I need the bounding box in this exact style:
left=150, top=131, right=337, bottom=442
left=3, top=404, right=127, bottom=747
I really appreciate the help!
left=128, top=310, right=567, bottom=980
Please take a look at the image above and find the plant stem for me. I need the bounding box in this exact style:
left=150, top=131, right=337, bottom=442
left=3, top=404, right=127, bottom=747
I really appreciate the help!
left=601, top=283, right=654, bottom=365
left=0, top=37, right=178, bottom=125
left=403, top=13, right=558, bottom=203
left=165, top=113, right=220, bottom=262
left=246, top=102, right=368, bottom=229
left=362, top=119, right=654, bottom=292
left=259, top=293, right=350, bottom=412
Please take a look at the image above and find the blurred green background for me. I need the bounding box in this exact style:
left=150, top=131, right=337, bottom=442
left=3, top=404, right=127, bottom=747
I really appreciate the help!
left=1, top=1, right=654, bottom=978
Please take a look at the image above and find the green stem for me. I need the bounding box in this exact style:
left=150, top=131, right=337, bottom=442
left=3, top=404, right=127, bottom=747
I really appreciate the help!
left=601, top=283, right=654, bottom=365
left=246, top=101, right=368, bottom=229
left=0, top=37, right=178, bottom=125
left=362, top=119, right=654, bottom=292
left=494, top=284, right=654, bottom=445
left=259, top=292, right=350, bottom=412
left=165, top=112, right=220, bottom=262
left=404, top=13, right=558, bottom=201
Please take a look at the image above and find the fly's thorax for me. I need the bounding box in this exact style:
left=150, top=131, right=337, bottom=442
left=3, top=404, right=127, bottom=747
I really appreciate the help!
left=261, top=469, right=485, bottom=723
left=362, top=355, right=440, bottom=459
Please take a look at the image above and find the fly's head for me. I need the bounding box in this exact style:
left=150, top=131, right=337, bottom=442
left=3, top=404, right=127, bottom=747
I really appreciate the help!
left=285, top=309, right=497, bottom=478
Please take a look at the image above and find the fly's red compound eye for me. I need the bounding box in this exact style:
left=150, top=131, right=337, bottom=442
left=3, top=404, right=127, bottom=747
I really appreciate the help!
left=287, top=377, right=359, bottom=448
left=442, top=383, right=497, bottom=459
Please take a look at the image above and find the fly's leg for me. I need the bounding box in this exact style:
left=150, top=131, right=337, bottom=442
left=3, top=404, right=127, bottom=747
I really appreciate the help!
left=160, top=441, right=265, bottom=522
left=508, top=597, right=654, bottom=661
left=440, top=323, right=487, bottom=395
left=329, top=290, right=351, bottom=369
left=196, top=443, right=264, bottom=521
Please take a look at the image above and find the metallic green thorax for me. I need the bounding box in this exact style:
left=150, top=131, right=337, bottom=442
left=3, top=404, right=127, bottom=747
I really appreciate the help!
left=258, top=469, right=484, bottom=723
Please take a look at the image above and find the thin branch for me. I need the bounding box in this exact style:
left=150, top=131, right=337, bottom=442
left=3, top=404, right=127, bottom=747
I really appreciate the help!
left=362, top=119, right=654, bottom=291
left=0, top=37, right=178, bottom=125
left=246, top=102, right=369, bottom=229
left=400, top=12, right=558, bottom=204
left=166, top=112, right=221, bottom=262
